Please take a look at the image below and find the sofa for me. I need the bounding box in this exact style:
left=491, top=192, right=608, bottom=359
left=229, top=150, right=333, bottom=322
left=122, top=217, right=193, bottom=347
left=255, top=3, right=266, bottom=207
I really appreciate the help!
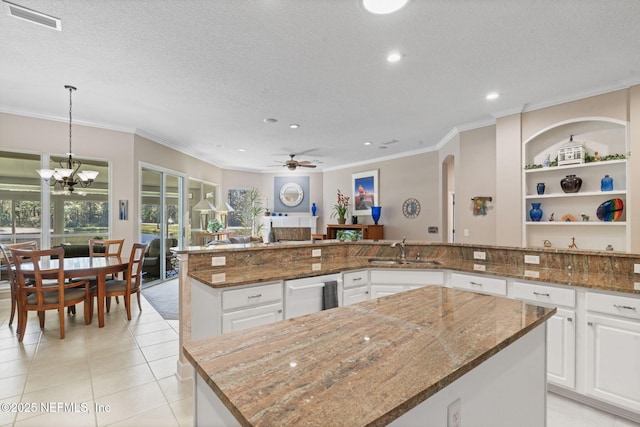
left=142, top=238, right=178, bottom=278
left=51, top=243, right=105, bottom=258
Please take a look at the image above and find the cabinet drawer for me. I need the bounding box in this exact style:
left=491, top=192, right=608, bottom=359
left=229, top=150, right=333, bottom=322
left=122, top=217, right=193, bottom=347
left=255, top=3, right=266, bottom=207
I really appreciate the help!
left=343, top=270, right=369, bottom=288
left=512, top=281, right=575, bottom=308
left=223, top=282, right=283, bottom=311
left=586, top=292, right=640, bottom=320
left=450, top=272, right=506, bottom=296
left=370, top=269, right=444, bottom=285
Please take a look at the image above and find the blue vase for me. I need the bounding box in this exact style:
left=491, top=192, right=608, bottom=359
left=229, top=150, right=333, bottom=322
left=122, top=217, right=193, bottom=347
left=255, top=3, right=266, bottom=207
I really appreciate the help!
left=371, top=206, right=382, bottom=225
left=529, top=203, right=543, bottom=222
left=536, top=183, right=545, bottom=195
left=601, top=175, right=613, bottom=192
left=311, top=203, right=317, bottom=216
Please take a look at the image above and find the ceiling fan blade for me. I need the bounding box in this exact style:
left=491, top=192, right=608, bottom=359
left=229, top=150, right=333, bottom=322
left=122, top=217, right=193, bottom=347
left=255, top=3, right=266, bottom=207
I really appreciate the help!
left=298, top=164, right=317, bottom=168
left=297, top=160, right=311, bottom=165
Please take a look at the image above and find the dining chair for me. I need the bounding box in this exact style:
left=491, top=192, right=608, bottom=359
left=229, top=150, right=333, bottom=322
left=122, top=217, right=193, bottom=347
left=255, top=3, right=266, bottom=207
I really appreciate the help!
left=78, top=238, right=125, bottom=310
left=0, top=241, right=39, bottom=328
left=90, top=243, right=147, bottom=321
left=11, top=247, right=91, bottom=342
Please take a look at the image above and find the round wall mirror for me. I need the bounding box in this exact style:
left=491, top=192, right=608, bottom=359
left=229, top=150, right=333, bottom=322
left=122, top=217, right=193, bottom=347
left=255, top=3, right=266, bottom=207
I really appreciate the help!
left=279, top=183, right=304, bottom=207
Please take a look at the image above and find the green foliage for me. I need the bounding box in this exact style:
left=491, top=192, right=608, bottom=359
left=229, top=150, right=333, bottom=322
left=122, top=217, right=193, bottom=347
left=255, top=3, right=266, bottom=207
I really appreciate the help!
left=235, top=187, right=264, bottom=237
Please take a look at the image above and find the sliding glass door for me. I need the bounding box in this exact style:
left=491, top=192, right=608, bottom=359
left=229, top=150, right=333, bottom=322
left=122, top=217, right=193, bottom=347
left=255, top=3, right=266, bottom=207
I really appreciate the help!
left=140, top=166, right=184, bottom=282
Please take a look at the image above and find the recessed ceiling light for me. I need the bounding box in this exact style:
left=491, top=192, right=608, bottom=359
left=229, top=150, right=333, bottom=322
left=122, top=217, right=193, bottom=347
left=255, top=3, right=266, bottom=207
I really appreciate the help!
left=263, top=118, right=277, bottom=123
left=387, top=52, right=402, bottom=63
left=289, top=124, right=300, bottom=129
left=364, top=141, right=372, bottom=146
left=363, top=0, right=409, bottom=14
left=238, top=148, right=246, bottom=152
left=486, top=92, right=500, bottom=100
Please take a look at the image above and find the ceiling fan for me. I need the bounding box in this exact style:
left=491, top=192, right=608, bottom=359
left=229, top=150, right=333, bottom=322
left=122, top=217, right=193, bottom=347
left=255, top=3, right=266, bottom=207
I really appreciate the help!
left=278, top=154, right=317, bottom=171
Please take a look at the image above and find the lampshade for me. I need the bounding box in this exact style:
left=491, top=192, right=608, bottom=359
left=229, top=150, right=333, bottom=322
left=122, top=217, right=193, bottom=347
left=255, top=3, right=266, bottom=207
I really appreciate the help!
left=193, top=199, right=216, bottom=212
left=214, top=201, right=235, bottom=213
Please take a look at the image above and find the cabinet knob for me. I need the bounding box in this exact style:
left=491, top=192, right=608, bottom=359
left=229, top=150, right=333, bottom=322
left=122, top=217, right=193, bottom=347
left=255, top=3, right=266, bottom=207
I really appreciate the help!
left=277, top=309, right=282, bottom=313
left=588, top=321, right=593, bottom=326
left=567, top=318, right=573, bottom=322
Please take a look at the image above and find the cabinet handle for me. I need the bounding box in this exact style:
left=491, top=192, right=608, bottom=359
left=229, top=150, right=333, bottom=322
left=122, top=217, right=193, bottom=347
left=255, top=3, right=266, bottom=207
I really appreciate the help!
left=588, top=321, right=593, bottom=326
left=353, top=277, right=362, bottom=281
left=248, top=294, right=263, bottom=299
left=533, top=291, right=550, bottom=297
left=470, top=281, right=483, bottom=287
left=567, top=318, right=573, bottom=322
left=277, top=309, right=282, bottom=313
left=365, top=291, right=369, bottom=294
left=614, top=304, right=637, bottom=311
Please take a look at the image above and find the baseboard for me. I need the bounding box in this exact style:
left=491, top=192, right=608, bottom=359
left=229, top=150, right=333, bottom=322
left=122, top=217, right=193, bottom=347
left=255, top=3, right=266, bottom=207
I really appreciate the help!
left=176, top=359, right=193, bottom=382
left=548, top=384, right=640, bottom=424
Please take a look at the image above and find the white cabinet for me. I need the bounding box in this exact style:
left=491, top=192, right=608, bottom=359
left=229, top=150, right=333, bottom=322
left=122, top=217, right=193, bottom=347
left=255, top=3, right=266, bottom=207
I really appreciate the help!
left=449, top=272, right=507, bottom=296
left=370, top=269, right=444, bottom=299
left=512, top=280, right=576, bottom=389
left=585, top=292, right=640, bottom=412
left=522, top=119, right=629, bottom=251
left=221, top=282, right=284, bottom=334
left=284, top=274, right=341, bottom=319
left=342, top=270, right=369, bottom=306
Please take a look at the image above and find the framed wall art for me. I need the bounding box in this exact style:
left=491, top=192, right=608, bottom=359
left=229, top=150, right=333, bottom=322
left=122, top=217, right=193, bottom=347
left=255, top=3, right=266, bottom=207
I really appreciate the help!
left=352, top=169, right=378, bottom=216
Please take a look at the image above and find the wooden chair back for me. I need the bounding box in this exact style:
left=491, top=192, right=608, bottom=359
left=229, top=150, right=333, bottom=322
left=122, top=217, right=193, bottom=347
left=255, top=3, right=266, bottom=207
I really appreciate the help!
left=127, top=243, right=148, bottom=293
left=11, top=246, right=90, bottom=341
left=0, top=241, right=39, bottom=327
left=89, top=239, right=124, bottom=258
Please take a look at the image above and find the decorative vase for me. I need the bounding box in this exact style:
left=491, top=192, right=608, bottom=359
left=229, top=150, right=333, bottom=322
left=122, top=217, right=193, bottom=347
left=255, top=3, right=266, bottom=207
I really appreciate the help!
left=601, top=175, right=613, bottom=192
left=536, top=183, right=545, bottom=195
left=337, top=217, right=346, bottom=224
left=560, top=175, right=582, bottom=193
left=352, top=215, right=358, bottom=224
left=529, top=203, right=543, bottom=222
left=371, top=206, right=382, bottom=225
left=311, top=203, right=317, bottom=216
left=543, top=154, right=551, bottom=168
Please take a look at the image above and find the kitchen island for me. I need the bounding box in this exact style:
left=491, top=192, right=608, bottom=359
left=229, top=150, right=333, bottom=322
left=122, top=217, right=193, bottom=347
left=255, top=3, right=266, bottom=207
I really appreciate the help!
left=183, top=285, right=555, bottom=426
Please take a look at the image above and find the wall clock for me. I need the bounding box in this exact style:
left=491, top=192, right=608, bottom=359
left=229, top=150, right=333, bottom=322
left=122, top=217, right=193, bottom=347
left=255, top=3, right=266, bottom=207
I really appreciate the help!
left=279, top=182, right=304, bottom=207
left=402, top=198, right=421, bottom=219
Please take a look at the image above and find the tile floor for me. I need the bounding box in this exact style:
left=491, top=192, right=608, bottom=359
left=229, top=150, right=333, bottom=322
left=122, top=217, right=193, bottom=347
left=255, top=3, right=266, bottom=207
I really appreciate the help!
left=0, top=289, right=638, bottom=427
left=0, top=293, right=192, bottom=426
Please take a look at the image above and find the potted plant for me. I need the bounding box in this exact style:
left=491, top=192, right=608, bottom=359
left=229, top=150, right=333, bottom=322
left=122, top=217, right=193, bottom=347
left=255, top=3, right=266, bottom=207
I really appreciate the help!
left=331, top=189, right=350, bottom=224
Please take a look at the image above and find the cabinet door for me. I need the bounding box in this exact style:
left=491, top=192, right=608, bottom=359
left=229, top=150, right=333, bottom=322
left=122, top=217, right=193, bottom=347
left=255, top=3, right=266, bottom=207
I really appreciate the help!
left=449, top=272, right=506, bottom=296
left=586, top=313, right=640, bottom=412
left=222, top=302, right=283, bottom=334
left=370, top=284, right=405, bottom=299
left=547, top=308, right=576, bottom=389
left=343, top=285, right=369, bottom=306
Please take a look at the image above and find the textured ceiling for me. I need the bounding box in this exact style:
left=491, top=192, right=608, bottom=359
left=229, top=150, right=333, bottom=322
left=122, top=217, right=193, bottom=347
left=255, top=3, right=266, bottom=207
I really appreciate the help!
left=1, top=0, right=640, bottom=172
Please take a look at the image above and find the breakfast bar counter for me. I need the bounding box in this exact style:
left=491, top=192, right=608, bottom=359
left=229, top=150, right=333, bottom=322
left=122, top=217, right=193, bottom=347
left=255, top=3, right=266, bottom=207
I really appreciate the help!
left=183, top=286, right=555, bottom=426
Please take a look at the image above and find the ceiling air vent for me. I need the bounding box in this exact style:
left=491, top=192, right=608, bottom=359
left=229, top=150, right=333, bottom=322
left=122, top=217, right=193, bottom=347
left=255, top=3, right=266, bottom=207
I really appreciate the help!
left=4, top=1, right=61, bottom=30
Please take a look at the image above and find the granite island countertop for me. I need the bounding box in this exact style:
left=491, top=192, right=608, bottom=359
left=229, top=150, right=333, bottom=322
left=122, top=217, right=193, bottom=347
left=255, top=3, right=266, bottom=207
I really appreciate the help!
left=183, top=286, right=556, bottom=426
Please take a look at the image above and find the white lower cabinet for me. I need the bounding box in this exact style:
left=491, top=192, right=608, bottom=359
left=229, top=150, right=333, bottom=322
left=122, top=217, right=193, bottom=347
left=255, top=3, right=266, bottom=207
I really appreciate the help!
left=586, top=292, right=640, bottom=413
left=222, top=302, right=284, bottom=334
left=284, top=274, right=341, bottom=319
left=450, top=272, right=507, bottom=296
left=342, top=270, right=369, bottom=306
left=512, top=281, right=576, bottom=389
left=370, top=270, right=444, bottom=299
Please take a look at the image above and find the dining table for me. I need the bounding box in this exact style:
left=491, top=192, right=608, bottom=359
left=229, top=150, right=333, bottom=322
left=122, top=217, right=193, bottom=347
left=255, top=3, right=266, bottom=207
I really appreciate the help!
left=20, top=256, right=129, bottom=328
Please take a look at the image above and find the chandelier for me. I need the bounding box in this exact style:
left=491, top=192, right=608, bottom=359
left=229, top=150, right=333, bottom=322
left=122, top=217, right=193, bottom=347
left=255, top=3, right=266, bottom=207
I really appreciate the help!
left=37, top=85, right=99, bottom=192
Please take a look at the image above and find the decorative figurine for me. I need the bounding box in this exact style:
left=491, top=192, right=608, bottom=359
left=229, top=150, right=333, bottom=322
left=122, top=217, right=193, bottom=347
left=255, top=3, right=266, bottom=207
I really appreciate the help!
left=568, top=237, right=578, bottom=249
left=543, top=240, right=552, bottom=248
left=548, top=213, right=555, bottom=222
left=581, top=213, right=589, bottom=221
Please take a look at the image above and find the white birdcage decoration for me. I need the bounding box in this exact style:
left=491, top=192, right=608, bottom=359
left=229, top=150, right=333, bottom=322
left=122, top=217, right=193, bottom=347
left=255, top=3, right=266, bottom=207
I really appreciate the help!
left=557, top=135, right=584, bottom=166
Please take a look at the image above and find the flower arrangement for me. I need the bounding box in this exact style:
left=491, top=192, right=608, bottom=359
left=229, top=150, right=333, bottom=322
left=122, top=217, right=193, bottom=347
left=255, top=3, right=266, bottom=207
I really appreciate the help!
left=331, top=189, right=350, bottom=221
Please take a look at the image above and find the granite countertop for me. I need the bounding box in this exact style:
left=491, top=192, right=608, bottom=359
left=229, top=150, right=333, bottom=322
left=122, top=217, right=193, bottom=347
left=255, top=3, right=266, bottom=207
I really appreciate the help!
left=183, top=286, right=556, bottom=426
left=188, top=256, right=640, bottom=295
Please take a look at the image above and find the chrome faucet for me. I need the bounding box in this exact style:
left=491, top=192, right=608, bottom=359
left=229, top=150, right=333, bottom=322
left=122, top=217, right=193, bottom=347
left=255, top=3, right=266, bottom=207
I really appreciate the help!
left=391, top=237, right=406, bottom=260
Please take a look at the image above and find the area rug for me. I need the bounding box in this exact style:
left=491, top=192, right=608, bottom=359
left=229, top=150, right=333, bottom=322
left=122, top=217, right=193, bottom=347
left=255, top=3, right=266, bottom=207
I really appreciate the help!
left=142, top=279, right=178, bottom=320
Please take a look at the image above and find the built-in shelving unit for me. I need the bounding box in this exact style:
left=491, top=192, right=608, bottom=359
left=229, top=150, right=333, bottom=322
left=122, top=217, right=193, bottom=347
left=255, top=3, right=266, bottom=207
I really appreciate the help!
left=522, top=119, right=629, bottom=251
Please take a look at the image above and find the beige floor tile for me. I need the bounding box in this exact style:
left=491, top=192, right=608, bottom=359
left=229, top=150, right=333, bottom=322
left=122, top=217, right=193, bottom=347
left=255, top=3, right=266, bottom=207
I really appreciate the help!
left=88, top=347, right=147, bottom=375
left=141, top=340, right=179, bottom=363
left=0, top=394, right=20, bottom=426
left=13, top=401, right=97, bottom=427
left=158, top=375, right=193, bottom=403
left=92, top=363, right=156, bottom=398
left=135, top=329, right=178, bottom=348
left=95, top=381, right=168, bottom=426
left=148, top=356, right=179, bottom=381
left=24, top=361, right=91, bottom=394
left=17, top=378, right=93, bottom=423
left=107, top=404, right=179, bottom=427
left=0, top=358, right=32, bottom=380
left=0, top=343, right=37, bottom=364
left=170, top=397, right=194, bottom=427
left=0, top=374, right=27, bottom=400
left=128, top=319, right=172, bottom=336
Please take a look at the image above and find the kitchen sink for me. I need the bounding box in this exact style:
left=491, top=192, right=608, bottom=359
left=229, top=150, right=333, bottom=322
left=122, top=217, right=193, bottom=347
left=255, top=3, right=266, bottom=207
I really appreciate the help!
left=367, top=258, right=440, bottom=266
